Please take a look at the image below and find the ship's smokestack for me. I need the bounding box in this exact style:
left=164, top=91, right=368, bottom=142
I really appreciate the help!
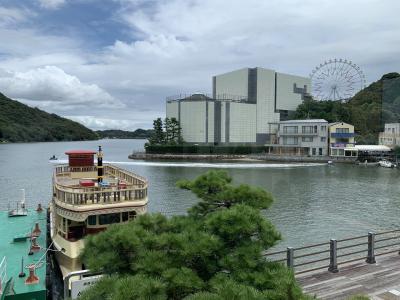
left=97, top=146, right=103, bottom=183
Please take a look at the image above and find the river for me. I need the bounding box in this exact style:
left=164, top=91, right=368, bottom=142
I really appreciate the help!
left=1, top=139, right=399, bottom=250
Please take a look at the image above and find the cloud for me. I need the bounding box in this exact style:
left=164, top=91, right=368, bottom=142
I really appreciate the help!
left=0, top=66, right=124, bottom=111
left=65, top=115, right=154, bottom=130
left=2, top=0, right=400, bottom=130
left=37, top=0, right=66, bottom=10
left=0, top=6, right=33, bottom=27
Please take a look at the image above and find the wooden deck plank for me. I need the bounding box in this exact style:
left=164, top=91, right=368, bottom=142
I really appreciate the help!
left=297, top=253, right=400, bottom=299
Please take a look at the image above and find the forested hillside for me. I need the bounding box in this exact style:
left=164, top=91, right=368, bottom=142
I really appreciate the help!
left=0, top=92, right=98, bottom=142
left=96, top=129, right=153, bottom=139
left=294, top=72, right=400, bottom=144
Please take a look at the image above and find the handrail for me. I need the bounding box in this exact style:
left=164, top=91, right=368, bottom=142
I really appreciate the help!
left=264, top=229, right=400, bottom=275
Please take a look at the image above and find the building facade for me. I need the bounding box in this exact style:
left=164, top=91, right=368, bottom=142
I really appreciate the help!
left=266, top=119, right=329, bottom=156
left=379, top=123, right=400, bottom=147
left=328, top=122, right=357, bottom=157
left=166, top=67, right=311, bottom=144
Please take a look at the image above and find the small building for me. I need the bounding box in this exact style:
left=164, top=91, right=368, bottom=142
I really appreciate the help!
left=266, top=119, right=329, bottom=156
left=328, top=122, right=357, bottom=157
left=379, top=123, right=400, bottom=148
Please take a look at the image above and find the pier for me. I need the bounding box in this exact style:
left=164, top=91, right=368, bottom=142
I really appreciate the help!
left=264, top=229, right=400, bottom=299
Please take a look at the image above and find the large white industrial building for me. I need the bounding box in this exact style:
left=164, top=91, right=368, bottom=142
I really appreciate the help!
left=166, top=67, right=311, bottom=144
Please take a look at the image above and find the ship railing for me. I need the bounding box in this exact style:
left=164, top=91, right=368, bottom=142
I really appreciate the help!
left=53, top=183, right=148, bottom=206
left=54, top=164, right=147, bottom=186
left=263, top=229, right=400, bottom=275
left=0, top=256, right=7, bottom=295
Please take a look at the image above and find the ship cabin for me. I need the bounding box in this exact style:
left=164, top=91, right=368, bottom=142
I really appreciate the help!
left=52, top=149, right=148, bottom=244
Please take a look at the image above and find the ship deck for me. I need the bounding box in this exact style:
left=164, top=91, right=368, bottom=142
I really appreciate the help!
left=0, top=210, right=47, bottom=300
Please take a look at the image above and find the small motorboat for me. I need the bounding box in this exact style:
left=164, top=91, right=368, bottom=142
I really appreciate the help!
left=8, top=189, right=28, bottom=217
left=49, top=155, right=58, bottom=160
left=378, top=160, right=397, bottom=168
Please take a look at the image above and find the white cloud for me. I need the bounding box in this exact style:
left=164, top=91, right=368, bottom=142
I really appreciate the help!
left=2, top=0, right=400, bottom=130
left=0, top=66, right=124, bottom=111
left=37, top=0, right=66, bottom=10
left=65, top=115, right=154, bottom=130
left=0, top=7, right=33, bottom=27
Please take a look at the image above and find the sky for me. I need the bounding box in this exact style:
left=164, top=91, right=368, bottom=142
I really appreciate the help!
left=0, top=0, right=400, bottom=130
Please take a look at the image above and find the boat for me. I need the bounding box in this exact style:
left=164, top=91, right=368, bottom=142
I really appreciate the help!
left=49, top=155, right=57, bottom=161
left=378, top=160, right=397, bottom=168
left=8, top=189, right=28, bottom=217
left=49, top=146, right=148, bottom=284
left=0, top=204, right=47, bottom=300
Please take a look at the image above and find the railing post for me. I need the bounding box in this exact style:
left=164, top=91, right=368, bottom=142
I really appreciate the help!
left=286, top=247, right=294, bottom=269
left=328, top=239, right=339, bottom=273
left=366, top=232, right=376, bottom=264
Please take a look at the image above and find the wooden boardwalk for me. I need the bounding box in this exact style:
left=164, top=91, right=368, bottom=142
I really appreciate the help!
left=297, top=253, right=400, bottom=299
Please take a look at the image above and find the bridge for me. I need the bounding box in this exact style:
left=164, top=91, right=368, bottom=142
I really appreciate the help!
left=264, top=229, right=400, bottom=299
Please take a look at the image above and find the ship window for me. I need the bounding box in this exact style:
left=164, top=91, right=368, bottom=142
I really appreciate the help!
left=122, top=212, right=129, bottom=222
left=99, top=213, right=121, bottom=225
left=129, top=211, right=137, bottom=220
left=87, top=215, right=97, bottom=225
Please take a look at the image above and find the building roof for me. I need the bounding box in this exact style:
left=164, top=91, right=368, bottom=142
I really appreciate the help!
left=329, top=122, right=353, bottom=127
left=0, top=210, right=47, bottom=297
left=279, top=119, right=328, bottom=124
left=65, top=150, right=97, bottom=155
left=355, top=145, right=391, bottom=152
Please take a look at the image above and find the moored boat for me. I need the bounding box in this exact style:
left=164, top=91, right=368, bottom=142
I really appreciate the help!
left=378, top=160, right=397, bottom=168
left=49, top=146, right=148, bottom=282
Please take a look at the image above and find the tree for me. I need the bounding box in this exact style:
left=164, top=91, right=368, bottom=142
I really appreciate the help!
left=80, top=170, right=312, bottom=300
left=149, top=118, right=165, bottom=145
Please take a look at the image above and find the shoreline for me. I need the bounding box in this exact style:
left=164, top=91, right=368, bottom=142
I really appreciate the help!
left=128, top=152, right=357, bottom=163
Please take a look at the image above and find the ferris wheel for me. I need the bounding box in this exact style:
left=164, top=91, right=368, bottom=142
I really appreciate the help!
left=310, top=59, right=366, bottom=101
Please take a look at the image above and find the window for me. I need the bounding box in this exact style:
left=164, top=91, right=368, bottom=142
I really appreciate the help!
left=331, top=149, right=338, bottom=156
left=302, top=126, right=314, bottom=133
left=338, top=149, right=344, bottom=156
left=321, top=137, right=326, bottom=142
left=302, top=137, right=313, bottom=142
left=129, top=211, right=137, bottom=220
left=336, top=128, right=349, bottom=133
left=283, top=137, right=298, bottom=145
left=319, top=148, right=323, bottom=155
left=283, top=126, right=298, bottom=133
left=99, top=213, right=121, bottom=225
left=87, top=215, right=96, bottom=226
left=321, top=126, right=326, bottom=131
left=312, top=148, right=316, bottom=155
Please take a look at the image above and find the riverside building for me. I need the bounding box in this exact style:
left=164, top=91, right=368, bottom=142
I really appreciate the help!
left=379, top=123, right=400, bottom=147
left=328, top=122, right=357, bottom=157
left=266, top=119, right=329, bottom=156
left=166, top=67, right=311, bottom=144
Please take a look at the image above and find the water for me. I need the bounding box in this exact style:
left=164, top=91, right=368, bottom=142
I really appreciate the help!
left=1, top=139, right=400, bottom=250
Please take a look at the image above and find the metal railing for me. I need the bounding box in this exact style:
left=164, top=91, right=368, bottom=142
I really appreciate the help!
left=264, top=229, right=400, bottom=275
left=53, top=164, right=148, bottom=206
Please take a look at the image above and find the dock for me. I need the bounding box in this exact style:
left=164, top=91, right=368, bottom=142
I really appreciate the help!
left=0, top=209, right=47, bottom=300
left=298, top=253, right=400, bottom=299
left=264, top=229, right=400, bottom=300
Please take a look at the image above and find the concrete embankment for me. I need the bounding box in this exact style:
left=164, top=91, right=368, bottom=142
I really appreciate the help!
left=129, top=152, right=358, bottom=164
left=128, top=152, right=248, bottom=160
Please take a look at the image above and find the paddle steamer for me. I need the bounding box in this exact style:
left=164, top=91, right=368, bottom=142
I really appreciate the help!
left=49, top=146, right=148, bottom=278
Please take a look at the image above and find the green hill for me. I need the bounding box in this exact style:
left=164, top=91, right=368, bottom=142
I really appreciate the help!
left=293, top=72, right=400, bottom=144
left=0, top=92, right=98, bottom=142
left=96, top=129, right=153, bottom=139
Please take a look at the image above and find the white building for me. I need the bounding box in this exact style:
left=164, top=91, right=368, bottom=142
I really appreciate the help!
left=266, top=119, right=329, bottom=156
left=166, top=67, right=311, bottom=144
left=379, top=123, right=400, bottom=147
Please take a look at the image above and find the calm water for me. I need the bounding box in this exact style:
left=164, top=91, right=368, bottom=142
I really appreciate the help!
left=1, top=139, right=400, bottom=250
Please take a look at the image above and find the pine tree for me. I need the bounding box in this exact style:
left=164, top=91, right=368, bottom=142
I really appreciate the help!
left=80, top=171, right=312, bottom=300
